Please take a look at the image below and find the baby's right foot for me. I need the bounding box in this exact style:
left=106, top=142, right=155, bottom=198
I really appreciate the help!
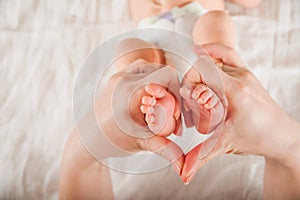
left=140, top=83, right=181, bottom=137
left=180, top=83, right=225, bottom=134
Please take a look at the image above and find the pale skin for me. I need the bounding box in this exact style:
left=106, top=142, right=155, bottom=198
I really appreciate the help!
left=114, top=38, right=182, bottom=137
left=59, top=0, right=300, bottom=199
left=59, top=44, right=300, bottom=199
left=60, top=47, right=185, bottom=200
left=128, top=0, right=239, bottom=135
left=181, top=44, right=300, bottom=199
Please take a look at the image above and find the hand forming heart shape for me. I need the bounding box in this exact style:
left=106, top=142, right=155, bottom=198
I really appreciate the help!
left=90, top=53, right=227, bottom=184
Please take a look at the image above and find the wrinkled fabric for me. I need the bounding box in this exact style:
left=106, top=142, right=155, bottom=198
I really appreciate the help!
left=0, top=0, right=299, bottom=199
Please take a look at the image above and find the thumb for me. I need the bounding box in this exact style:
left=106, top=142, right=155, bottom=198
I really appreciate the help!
left=181, top=127, right=223, bottom=184
left=194, top=43, right=245, bottom=69
left=137, top=135, right=185, bottom=175
left=179, top=84, right=195, bottom=128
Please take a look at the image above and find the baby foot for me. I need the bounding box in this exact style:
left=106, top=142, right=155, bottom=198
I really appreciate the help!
left=181, top=83, right=225, bottom=134
left=140, top=83, right=181, bottom=137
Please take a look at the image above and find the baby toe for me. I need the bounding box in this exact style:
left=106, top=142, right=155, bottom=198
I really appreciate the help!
left=142, top=96, right=156, bottom=106
left=197, top=90, right=212, bottom=104
left=140, top=105, right=155, bottom=114
left=192, top=84, right=207, bottom=100
left=204, top=95, right=219, bottom=109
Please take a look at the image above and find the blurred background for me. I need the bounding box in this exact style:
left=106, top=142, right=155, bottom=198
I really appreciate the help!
left=0, top=0, right=299, bottom=199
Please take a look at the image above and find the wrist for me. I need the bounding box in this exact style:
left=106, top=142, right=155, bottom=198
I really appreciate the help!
left=259, top=112, right=300, bottom=168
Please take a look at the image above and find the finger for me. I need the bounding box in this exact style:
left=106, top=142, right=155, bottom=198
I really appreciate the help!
left=138, top=136, right=185, bottom=175
left=173, top=99, right=183, bottom=136
left=179, top=84, right=192, bottom=111
left=183, top=101, right=190, bottom=112
left=181, top=143, right=222, bottom=185
left=140, top=105, right=154, bottom=114
left=183, top=109, right=194, bottom=128
left=179, top=84, right=193, bottom=101
left=174, top=115, right=182, bottom=136
left=145, top=83, right=167, bottom=98
left=179, top=85, right=195, bottom=128
left=181, top=129, right=223, bottom=184
left=193, top=56, right=228, bottom=108
left=142, top=96, right=156, bottom=106
left=173, top=98, right=181, bottom=120
left=195, top=43, right=245, bottom=68
left=142, top=66, right=181, bottom=100
left=181, top=67, right=203, bottom=87
left=181, top=144, right=202, bottom=185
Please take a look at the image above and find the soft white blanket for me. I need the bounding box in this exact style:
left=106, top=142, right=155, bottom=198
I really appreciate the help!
left=0, top=0, right=299, bottom=199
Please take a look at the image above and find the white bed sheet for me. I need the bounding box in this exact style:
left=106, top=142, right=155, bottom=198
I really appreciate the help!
left=0, top=0, right=299, bottom=199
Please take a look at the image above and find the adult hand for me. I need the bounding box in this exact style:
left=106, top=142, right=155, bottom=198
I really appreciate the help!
left=88, top=62, right=184, bottom=174
left=180, top=43, right=298, bottom=184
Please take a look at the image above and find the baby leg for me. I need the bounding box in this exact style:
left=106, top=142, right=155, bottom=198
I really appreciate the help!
left=195, top=0, right=225, bottom=11
left=129, top=0, right=163, bottom=23
left=115, top=38, right=165, bottom=72
left=180, top=10, right=234, bottom=132
left=193, top=10, right=236, bottom=49
left=140, top=83, right=181, bottom=137
left=230, top=0, right=262, bottom=8
left=129, top=0, right=226, bottom=24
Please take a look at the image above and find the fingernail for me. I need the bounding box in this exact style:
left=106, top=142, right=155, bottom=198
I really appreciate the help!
left=184, top=169, right=196, bottom=185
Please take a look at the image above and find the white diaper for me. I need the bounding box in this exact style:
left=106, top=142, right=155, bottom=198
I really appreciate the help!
left=138, top=2, right=207, bottom=37
left=137, top=2, right=207, bottom=74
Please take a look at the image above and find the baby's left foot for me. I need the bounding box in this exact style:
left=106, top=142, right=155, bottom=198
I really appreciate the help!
left=140, top=83, right=181, bottom=137
left=181, top=83, right=225, bottom=134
